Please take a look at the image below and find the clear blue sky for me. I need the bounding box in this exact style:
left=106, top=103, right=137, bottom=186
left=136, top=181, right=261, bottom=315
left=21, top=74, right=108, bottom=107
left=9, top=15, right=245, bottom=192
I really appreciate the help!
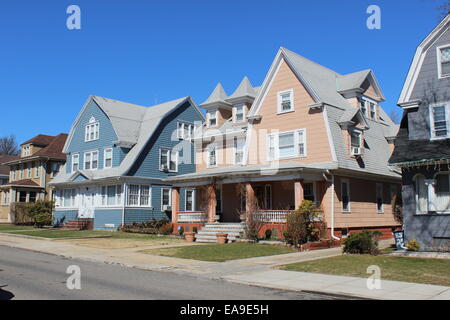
left=0, top=0, right=447, bottom=142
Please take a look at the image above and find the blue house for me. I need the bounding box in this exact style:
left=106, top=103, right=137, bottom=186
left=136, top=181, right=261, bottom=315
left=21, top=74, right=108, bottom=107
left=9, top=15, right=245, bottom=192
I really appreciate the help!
left=50, top=95, right=204, bottom=230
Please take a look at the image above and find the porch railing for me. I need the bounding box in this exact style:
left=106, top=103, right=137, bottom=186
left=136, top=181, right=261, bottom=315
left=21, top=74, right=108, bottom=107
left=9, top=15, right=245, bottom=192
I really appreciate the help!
left=177, top=211, right=208, bottom=222
left=253, top=210, right=295, bottom=223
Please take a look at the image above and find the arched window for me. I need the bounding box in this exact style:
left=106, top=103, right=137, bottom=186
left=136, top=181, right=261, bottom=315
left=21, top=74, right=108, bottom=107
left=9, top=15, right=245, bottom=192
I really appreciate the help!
left=435, top=172, right=450, bottom=212
left=413, top=174, right=427, bottom=214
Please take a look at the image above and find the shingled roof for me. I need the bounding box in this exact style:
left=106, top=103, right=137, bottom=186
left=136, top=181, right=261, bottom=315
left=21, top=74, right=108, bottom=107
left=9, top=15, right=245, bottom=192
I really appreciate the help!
left=0, top=155, right=19, bottom=176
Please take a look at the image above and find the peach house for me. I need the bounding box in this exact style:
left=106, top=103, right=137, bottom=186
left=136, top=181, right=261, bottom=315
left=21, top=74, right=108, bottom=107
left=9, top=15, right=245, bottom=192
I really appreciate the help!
left=166, top=47, right=401, bottom=242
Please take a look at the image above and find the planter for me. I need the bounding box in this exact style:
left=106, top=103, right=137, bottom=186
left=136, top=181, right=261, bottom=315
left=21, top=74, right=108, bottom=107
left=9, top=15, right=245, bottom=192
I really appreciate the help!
left=184, top=232, right=196, bottom=242
left=216, top=232, right=228, bottom=244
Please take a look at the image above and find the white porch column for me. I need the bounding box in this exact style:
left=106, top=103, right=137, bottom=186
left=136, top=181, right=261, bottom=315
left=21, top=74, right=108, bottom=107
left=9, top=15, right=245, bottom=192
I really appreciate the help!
left=425, top=179, right=436, bottom=212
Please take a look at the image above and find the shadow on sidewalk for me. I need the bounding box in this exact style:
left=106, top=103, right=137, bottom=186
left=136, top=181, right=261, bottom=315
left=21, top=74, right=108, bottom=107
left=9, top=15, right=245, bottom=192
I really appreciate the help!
left=0, top=285, right=14, bottom=300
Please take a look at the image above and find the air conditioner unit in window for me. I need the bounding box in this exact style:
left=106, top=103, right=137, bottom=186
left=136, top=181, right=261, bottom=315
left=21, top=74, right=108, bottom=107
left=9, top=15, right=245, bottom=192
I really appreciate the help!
left=162, top=205, right=172, bottom=211
left=351, top=147, right=362, bottom=156
left=161, top=164, right=169, bottom=172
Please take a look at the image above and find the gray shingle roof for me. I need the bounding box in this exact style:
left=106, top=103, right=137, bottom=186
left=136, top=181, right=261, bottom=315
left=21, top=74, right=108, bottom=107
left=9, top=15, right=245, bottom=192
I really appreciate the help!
left=336, top=70, right=371, bottom=92
left=201, top=83, right=231, bottom=107
left=227, top=76, right=257, bottom=100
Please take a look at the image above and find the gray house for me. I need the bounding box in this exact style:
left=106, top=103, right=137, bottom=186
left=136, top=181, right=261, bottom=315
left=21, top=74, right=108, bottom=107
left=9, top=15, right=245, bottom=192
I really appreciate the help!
left=389, top=14, right=450, bottom=251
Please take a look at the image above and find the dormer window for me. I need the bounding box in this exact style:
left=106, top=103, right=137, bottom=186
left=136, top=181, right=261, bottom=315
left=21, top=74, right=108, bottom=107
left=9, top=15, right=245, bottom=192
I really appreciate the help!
left=360, top=97, right=377, bottom=120
left=85, top=117, right=99, bottom=142
left=350, top=129, right=363, bottom=156
left=277, top=89, right=294, bottom=113
left=438, top=45, right=450, bottom=78
left=233, top=104, right=245, bottom=123
left=430, top=103, right=450, bottom=139
left=207, top=110, right=217, bottom=127
left=369, top=102, right=377, bottom=120
left=22, top=145, right=31, bottom=157
left=359, top=98, right=367, bottom=117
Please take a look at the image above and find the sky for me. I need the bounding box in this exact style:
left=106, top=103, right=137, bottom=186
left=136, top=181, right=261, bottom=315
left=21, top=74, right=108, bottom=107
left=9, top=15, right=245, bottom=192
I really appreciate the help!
left=0, top=0, right=448, bottom=143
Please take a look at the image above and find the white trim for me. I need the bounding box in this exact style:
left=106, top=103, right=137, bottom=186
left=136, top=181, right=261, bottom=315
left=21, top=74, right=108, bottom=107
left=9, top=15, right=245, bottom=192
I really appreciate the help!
left=71, top=154, right=79, bottom=173
left=103, top=147, right=113, bottom=169
left=207, top=109, right=218, bottom=128
left=126, top=184, right=152, bottom=207
left=233, top=137, right=245, bottom=165
left=206, top=143, right=217, bottom=168
left=161, top=187, right=172, bottom=211
left=429, top=101, right=450, bottom=140
left=85, top=118, right=100, bottom=142
left=184, top=188, right=195, bottom=212
left=159, top=147, right=179, bottom=172
left=83, top=150, right=99, bottom=170
left=322, top=107, right=338, bottom=162
left=277, top=89, right=294, bottom=114
left=437, top=44, right=450, bottom=79
left=266, top=128, right=307, bottom=161
left=232, top=104, right=246, bottom=123
left=341, top=178, right=351, bottom=213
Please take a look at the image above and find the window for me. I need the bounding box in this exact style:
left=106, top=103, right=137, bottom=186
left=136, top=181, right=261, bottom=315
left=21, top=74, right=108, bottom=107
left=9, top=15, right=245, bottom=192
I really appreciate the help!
left=267, top=129, right=306, bottom=160
left=436, top=173, right=450, bottom=193
left=34, top=162, right=40, bottom=178
left=359, top=98, right=367, bottom=116
left=207, top=145, right=217, bottom=168
left=376, top=183, right=384, bottom=213
left=177, top=122, right=194, bottom=140
left=435, top=173, right=450, bottom=213
left=85, top=117, right=99, bottom=142
left=303, top=183, right=315, bottom=202
left=29, top=192, right=37, bottom=203
left=104, top=148, right=113, bottom=168
left=341, top=179, right=350, bottom=212
left=161, top=187, right=172, bottom=210
left=84, top=151, right=99, bottom=170
left=26, top=163, right=31, bottom=178
left=159, top=148, right=178, bottom=172
left=369, top=102, right=377, bottom=120
left=278, top=89, right=294, bottom=113
left=72, top=154, right=79, bottom=172
left=215, top=186, right=222, bottom=213
left=430, top=104, right=449, bottom=139
left=350, top=130, right=363, bottom=156
left=185, top=189, right=195, bottom=211
left=22, top=145, right=30, bottom=157
left=234, top=137, right=245, bottom=165
left=414, top=174, right=428, bottom=214
left=62, top=189, right=76, bottom=207
left=234, top=104, right=245, bottom=123
left=438, top=45, right=450, bottom=78
left=208, top=110, right=217, bottom=127
left=264, top=184, right=272, bottom=210
left=127, top=184, right=151, bottom=207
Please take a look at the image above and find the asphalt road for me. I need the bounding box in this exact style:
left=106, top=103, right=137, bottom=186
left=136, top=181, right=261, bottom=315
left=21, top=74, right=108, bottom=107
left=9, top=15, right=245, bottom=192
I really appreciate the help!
left=0, top=245, right=340, bottom=300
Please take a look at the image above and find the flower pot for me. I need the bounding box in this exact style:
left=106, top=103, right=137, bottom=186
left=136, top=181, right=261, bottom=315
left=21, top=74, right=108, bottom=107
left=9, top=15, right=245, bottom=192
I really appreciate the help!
left=216, top=232, right=228, bottom=244
left=184, top=232, right=196, bottom=242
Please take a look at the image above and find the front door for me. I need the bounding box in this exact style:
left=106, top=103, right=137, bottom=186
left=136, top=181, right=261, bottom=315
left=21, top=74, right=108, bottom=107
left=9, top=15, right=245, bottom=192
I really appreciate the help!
left=79, top=188, right=94, bottom=219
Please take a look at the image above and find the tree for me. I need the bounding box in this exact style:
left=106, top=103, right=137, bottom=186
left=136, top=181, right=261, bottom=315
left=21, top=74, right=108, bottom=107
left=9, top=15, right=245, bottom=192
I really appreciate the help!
left=436, top=0, right=450, bottom=19
left=0, top=135, right=19, bottom=155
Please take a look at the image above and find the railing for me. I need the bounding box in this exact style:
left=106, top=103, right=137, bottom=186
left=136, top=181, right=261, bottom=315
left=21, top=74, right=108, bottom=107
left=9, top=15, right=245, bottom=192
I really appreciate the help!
left=253, top=210, right=295, bottom=223
left=435, top=193, right=450, bottom=212
left=177, top=211, right=208, bottom=222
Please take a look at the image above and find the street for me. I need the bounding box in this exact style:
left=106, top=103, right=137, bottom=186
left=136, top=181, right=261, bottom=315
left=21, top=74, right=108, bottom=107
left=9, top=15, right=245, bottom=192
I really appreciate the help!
left=0, top=245, right=338, bottom=300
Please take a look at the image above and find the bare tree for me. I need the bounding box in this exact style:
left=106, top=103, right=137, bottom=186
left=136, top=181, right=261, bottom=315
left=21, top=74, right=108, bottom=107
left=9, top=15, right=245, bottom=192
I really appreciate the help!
left=436, top=0, right=450, bottom=19
left=0, top=135, right=20, bottom=155
left=388, top=109, right=402, bottom=124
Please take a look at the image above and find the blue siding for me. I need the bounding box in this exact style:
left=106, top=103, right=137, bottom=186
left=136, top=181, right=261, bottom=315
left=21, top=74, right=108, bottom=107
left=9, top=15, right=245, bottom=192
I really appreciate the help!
left=65, top=100, right=125, bottom=173
left=53, top=209, right=78, bottom=226
left=128, top=102, right=201, bottom=178
left=93, top=208, right=122, bottom=230
left=124, top=208, right=168, bottom=224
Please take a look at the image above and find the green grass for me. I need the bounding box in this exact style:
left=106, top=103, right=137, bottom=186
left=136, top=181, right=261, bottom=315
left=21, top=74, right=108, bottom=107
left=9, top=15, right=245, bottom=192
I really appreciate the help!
left=11, top=229, right=174, bottom=240
left=0, top=224, right=35, bottom=231
left=142, top=243, right=296, bottom=262
left=282, top=254, right=450, bottom=286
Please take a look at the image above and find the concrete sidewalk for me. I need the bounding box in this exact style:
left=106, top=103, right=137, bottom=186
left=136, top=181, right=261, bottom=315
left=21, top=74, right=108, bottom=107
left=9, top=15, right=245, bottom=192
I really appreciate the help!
left=0, top=233, right=449, bottom=300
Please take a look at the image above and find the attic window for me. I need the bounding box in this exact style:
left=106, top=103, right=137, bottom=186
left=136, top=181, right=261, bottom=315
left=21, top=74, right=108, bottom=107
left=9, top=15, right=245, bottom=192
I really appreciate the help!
left=350, top=129, right=363, bottom=157
left=277, top=89, right=294, bottom=113
left=438, top=45, right=450, bottom=78
left=85, top=118, right=99, bottom=142
left=430, top=103, right=450, bottom=139
left=233, top=104, right=245, bottom=123
left=359, top=98, right=367, bottom=117
left=207, top=110, right=217, bottom=127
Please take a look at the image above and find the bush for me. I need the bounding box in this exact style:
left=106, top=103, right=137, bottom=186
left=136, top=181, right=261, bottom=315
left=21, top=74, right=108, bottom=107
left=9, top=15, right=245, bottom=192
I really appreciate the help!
left=158, top=223, right=173, bottom=235
left=24, top=200, right=54, bottom=227
left=193, top=226, right=198, bottom=233
left=406, top=239, right=420, bottom=251
left=284, top=200, right=323, bottom=246
left=265, top=229, right=272, bottom=240
left=245, top=228, right=259, bottom=241
left=178, top=226, right=184, bottom=236
left=120, top=218, right=170, bottom=234
left=343, top=230, right=382, bottom=255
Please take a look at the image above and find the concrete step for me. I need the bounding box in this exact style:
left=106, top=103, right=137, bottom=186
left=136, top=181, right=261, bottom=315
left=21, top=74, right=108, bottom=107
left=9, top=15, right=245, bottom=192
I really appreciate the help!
left=195, top=222, right=246, bottom=243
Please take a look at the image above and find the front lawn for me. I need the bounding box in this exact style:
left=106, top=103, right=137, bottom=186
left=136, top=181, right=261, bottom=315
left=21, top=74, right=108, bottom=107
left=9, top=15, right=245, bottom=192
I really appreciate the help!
left=12, top=229, right=113, bottom=238
left=282, top=254, right=450, bottom=287
left=0, top=224, right=35, bottom=231
left=142, top=243, right=296, bottom=262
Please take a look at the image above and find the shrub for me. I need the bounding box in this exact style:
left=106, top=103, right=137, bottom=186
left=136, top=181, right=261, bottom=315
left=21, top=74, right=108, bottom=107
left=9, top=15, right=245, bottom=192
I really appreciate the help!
left=343, top=231, right=382, bottom=255
left=24, top=200, right=54, bottom=227
left=178, top=226, right=184, bottom=236
left=245, top=228, right=259, bottom=241
left=406, top=239, right=420, bottom=251
left=284, top=200, right=323, bottom=246
left=120, top=218, right=171, bottom=234
left=193, top=226, right=198, bottom=233
left=158, top=223, right=173, bottom=235
left=265, top=229, right=272, bottom=240
left=271, top=228, right=279, bottom=240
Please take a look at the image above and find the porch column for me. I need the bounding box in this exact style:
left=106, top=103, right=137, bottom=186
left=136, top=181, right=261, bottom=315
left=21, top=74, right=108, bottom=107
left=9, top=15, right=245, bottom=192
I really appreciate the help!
left=207, top=184, right=216, bottom=223
left=294, top=180, right=304, bottom=210
left=425, top=179, right=436, bottom=212
left=171, top=187, right=180, bottom=223
left=245, top=182, right=255, bottom=223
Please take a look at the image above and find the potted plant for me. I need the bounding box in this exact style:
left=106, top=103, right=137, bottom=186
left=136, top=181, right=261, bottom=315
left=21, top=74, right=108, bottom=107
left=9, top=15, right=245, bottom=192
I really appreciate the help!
left=184, top=231, right=196, bottom=242
left=216, top=232, right=228, bottom=244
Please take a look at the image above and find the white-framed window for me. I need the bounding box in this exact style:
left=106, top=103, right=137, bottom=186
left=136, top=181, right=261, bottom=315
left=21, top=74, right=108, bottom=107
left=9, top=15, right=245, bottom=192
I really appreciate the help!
left=233, top=137, right=245, bottom=165
left=185, top=189, right=195, bottom=211
left=207, top=110, right=217, bottom=127
left=233, top=104, right=245, bottom=123
left=277, top=89, right=294, bottom=113
left=127, top=184, right=151, bottom=207
left=359, top=98, right=368, bottom=117
left=341, top=179, right=350, bottom=212
left=84, top=150, right=99, bottom=170
left=161, top=187, right=172, bottom=210
left=414, top=174, right=428, bottom=214
left=101, top=185, right=122, bottom=207
left=267, top=129, right=306, bottom=160
left=85, top=117, right=100, bottom=142
left=437, top=44, right=450, bottom=79
left=207, top=144, right=217, bottom=168
left=104, top=148, right=113, bottom=168
left=26, top=163, right=31, bottom=178
left=159, top=148, right=178, bottom=172
left=34, top=162, right=40, bottom=178
left=430, top=103, right=450, bottom=139
left=376, top=183, right=384, bottom=213
left=360, top=97, right=377, bottom=120
left=22, top=145, right=31, bottom=157
left=369, top=102, right=377, bottom=120
left=350, top=129, right=363, bottom=156
left=71, top=154, right=79, bottom=172
left=62, top=189, right=76, bottom=208
left=177, top=121, right=194, bottom=140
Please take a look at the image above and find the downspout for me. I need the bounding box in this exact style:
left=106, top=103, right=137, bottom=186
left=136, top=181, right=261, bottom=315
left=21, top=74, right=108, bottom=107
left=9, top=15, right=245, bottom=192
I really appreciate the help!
left=330, top=174, right=340, bottom=241
left=122, top=182, right=127, bottom=227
